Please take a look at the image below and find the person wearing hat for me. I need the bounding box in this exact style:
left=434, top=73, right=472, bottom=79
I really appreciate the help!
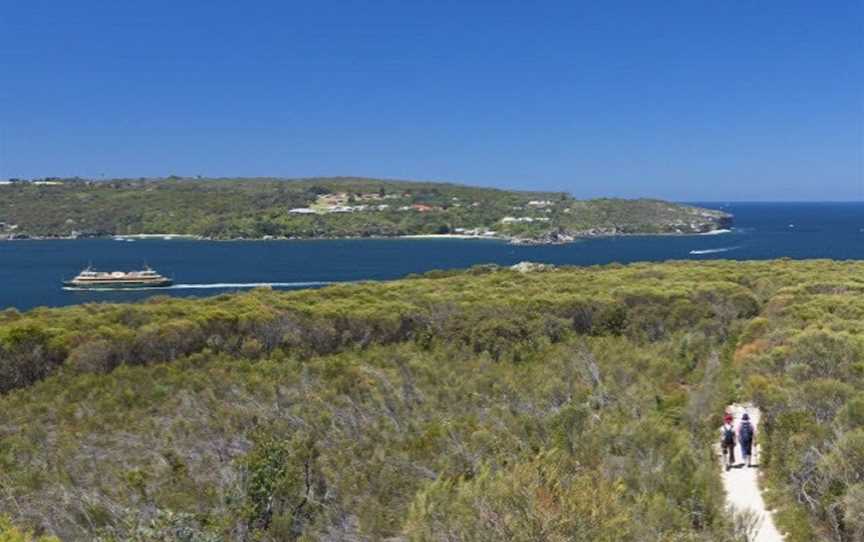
left=738, top=412, right=756, bottom=467
left=721, top=412, right=736, bottom=470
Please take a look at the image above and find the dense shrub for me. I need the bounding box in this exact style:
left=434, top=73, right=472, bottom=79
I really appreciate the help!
left=0, top=262, right=767, bottom=394
left=0, top=516, right=59, bottom=541
left=4, top=259, right=864, bottom=540
left=0, top=325, right=67, bottom=393
left=737, top=275, right=864, bottom=541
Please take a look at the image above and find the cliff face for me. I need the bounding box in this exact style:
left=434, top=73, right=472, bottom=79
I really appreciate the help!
left=679, top=206, right=733, bottom=231
left=715, top=213, right=735, bottom=230
left=664, top=207, right=733, bottom=233
left=508, top=202, right=733, bottom=244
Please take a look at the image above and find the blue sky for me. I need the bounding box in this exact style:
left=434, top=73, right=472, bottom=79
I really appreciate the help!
left=1, top=1, right=861, bottom=200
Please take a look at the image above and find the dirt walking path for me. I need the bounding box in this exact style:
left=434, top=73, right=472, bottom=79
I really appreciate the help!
left=720, top=403, right=784, bottom=542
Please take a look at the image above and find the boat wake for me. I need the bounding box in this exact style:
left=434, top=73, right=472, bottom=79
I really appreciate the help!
left=689, top=246, right=740, bottom=255
left=63, top=281, right=334, bottom=292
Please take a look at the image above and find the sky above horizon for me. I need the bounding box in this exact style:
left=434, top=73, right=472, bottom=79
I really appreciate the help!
left=1, top=1, right=862, bottom=201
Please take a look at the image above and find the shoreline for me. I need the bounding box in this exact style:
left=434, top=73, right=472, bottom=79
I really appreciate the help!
left=1, top=227, right=733, bottom=244
left=113, top=234, right=202, bottom=240
left=398, top=233, right=505, bottom=240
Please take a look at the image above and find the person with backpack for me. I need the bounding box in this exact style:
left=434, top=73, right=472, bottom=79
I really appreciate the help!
left=738, top=413, right=756, bottom=467
left=721, top=414, right=736, bottom=470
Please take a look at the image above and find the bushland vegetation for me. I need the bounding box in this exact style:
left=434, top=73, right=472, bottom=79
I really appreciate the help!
left=0, top=259, right=860, bottom=540
left=735, top=271, right=864, bottom=541
left=0, top=177, right=729, bottom=241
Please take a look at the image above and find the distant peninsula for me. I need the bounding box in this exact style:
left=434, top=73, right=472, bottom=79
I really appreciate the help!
left=0, top=177, right=732, bottom=244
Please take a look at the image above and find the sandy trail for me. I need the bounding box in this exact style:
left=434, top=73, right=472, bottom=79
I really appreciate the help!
left=720, top=403, right=784, bottom=542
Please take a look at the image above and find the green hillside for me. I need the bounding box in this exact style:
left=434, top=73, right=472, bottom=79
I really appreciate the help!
left=1, top=260, right=860, bottom=540
left=0, top=177, right=731, bottom=242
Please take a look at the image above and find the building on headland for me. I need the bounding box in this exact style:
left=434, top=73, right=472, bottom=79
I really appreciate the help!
left=317, top=193, right=350, bottom=206
left=292, top=199, right=433, bottom=215
left=500, top=216, right=550, bottom=224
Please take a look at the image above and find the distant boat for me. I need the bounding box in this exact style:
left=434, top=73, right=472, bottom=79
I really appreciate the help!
left=63, top=266, right=172, bottom=289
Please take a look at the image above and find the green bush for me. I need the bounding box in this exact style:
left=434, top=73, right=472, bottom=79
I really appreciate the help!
left=5, top=259, right=864, bottom=539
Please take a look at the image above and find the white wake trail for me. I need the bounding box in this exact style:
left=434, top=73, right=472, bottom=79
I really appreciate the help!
left=63, top=281, right=334, bottom=292
left=689, top=246, right=740, bottom=255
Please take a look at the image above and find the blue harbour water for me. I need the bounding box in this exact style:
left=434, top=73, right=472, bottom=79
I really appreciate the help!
left=1, top=203, right=862, bottom=311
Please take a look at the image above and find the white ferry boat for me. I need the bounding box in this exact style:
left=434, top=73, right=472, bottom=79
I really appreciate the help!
left=63, top=266, right=173, bottom=289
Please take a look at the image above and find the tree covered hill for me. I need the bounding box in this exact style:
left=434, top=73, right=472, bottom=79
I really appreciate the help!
left=1, top=259, right=861, bottom=540
left=0, top=177, right=731, bottom=242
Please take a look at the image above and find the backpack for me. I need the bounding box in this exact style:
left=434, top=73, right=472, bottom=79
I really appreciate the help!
left=723, top=426, right=735, bottom=446
left=739, top=421, right=753, bottom=442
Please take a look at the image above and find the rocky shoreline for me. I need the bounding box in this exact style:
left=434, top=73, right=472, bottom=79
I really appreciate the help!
left=1, top=224, right=733, bottom=245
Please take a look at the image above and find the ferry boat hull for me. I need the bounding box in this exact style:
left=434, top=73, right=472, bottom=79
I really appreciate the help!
left=62, top=278, right=173, bottom=290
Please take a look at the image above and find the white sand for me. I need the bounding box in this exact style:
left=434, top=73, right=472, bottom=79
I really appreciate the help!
left=720, top=403, right=784, bottom=542
left=399, top=234, right=501, bottom=240
left=113, top=234, right=201, bottom=240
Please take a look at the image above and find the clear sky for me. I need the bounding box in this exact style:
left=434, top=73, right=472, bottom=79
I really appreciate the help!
left=1, top=1, right=862, bottom=200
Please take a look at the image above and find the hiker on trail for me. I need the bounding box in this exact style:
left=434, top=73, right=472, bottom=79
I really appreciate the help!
left=721, top=414, right=736, bottom=470
left=738, top=413, right=756, bottom=467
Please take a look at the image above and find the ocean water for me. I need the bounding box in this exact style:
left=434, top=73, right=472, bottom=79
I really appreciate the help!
left=1, top=202, right=861, bottom=311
